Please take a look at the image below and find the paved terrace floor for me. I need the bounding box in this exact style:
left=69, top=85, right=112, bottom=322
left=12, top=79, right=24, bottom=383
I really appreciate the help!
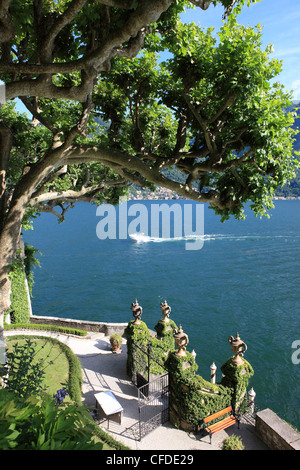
left=4, top=330, right=269, bottom=451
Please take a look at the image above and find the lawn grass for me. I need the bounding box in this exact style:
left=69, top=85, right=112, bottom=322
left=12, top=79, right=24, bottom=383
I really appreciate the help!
left=6, top=338, right=70, bottom=400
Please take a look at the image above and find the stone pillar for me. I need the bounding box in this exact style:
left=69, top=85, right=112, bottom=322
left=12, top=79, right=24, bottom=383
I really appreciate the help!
left=220, top=357, right=253, bottom=411
left=248, top=387, right=256, bottom=414
left=220, top=332, right=254, bottom=412
left=124, top=319, right=150, bottom=377
left=210, top=362, right=217, bottom=384
left=154, top=300, right=177, bottom=342
left=166, top=350, right=232, bottom=433
left=124, top=300, right=150, bottom=378
left=166, top=351, right=199, bottom=432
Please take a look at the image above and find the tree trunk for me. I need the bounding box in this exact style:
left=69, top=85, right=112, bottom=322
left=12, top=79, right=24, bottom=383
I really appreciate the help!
left=0, top=122, right=13, bottom=329
left=0, top=145, right=62, bottom=327
left=0, top=203, right=25, bottom=327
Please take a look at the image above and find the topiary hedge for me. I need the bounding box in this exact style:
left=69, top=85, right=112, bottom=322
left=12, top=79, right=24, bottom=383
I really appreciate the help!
left=4, top=322, right=88, bottom=337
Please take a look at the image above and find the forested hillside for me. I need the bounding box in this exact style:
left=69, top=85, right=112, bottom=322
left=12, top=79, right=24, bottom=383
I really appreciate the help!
left=275, top=101, right=300, bottom=197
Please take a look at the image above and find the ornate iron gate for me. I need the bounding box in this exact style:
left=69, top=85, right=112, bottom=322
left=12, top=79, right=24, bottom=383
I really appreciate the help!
left=131, top=340, right=151, bottom=391
left=131, top=340, right=169, bottom=440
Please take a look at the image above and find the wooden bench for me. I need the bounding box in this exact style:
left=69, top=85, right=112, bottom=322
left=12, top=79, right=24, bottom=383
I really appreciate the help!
left=202, top=406, right=240, bottom=444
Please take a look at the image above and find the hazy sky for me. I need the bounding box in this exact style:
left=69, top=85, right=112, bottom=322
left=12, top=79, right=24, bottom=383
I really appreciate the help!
left=181, top=0, right=300, bottom=99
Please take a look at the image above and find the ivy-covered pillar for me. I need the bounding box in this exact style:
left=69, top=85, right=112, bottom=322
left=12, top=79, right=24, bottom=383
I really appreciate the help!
left=166, top=350, right=199, bottom=431
left=154, top=300, right=177, bottom=344
left=220, top=333, right=254, bottom=412
left=124, top=300, right=151, bottom=378
left=165, top=326, right=232, bottom=432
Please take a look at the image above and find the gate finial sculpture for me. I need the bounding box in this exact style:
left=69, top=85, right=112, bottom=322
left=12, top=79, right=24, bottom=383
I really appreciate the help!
left=228, top=332, right=247, bottom=365
left=160, top=300, right=171, bottom=323
left=174, top=325, right=189, bottom=357
left=131, top=299, right=143, bottom=324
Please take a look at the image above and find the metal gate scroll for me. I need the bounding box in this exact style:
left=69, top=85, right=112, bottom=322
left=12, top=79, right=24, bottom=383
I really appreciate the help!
left=131, top=340, right=169, bottom=440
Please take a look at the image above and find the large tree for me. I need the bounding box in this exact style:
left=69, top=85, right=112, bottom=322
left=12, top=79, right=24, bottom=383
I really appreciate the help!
left=0, top=0, right=298, bottom=327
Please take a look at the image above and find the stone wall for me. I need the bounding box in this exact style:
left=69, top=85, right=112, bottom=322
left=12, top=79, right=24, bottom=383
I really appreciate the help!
left=30, top=314, right=127, bottom=337
left=255, top=409, right=300, bottom=450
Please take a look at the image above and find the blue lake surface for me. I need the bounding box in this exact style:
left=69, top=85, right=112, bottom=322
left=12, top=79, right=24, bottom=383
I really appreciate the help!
left=23, top=199, right=300, bottom=429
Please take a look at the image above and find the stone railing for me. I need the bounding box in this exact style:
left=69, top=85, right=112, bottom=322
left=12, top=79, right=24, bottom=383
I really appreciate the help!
left=255, top=409, right=300, bottom=450
left=30, top=314, right=127, bottom=337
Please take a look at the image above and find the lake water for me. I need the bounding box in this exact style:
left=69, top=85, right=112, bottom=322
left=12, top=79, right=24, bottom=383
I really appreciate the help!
left=23, top=199, right=300, bottom=429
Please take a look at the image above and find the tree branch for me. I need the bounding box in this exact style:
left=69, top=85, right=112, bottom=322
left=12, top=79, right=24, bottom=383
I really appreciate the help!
left=5, top=74, right=96, bottom=102
left=1, top=0, right=216, bottom=101
left=29, top=178, right=127, bottom=206
left=188, top=0, right=211, bottom=9
left=114, top=27, right=151, bottom=59
left=2, top=0, right=175, bottom=100
left=0, top=0, right=15, bottom=43
left=95, top=0, right=135, bottom=7
left=40, top=0, right=88, bottom=61
left=20, top=96, right=58, bottom=133
left=183, top=91, right=217, bottom=158
left=35, top=201, right=74, bottom=220
left=207, top=93, right=237, bottom=125
left=62, top=144, right=238, bottom=210
left=63, top=94, right=94, bottom=148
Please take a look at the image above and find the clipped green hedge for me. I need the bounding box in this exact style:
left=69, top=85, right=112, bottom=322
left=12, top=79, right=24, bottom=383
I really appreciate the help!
left=4, top=322, right=88, bottom=337
left=8, top=259, right=31, bottom=324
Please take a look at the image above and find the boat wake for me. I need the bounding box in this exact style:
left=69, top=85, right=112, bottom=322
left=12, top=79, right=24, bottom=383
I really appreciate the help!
left=129, top=232, right=219, bottom=244
left=129, top=232, right=297, bottom=244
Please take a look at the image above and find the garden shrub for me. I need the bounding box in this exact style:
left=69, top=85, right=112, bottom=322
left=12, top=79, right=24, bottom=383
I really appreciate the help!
left=222, top=434, right=245, bottom=450
left=0, top=389, right=103, bottom=450
left=0, top=339, right=47, bottom=399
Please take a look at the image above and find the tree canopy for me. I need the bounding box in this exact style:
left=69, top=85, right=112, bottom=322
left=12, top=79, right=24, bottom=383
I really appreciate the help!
left=0, top=0, right=298, bottom=318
